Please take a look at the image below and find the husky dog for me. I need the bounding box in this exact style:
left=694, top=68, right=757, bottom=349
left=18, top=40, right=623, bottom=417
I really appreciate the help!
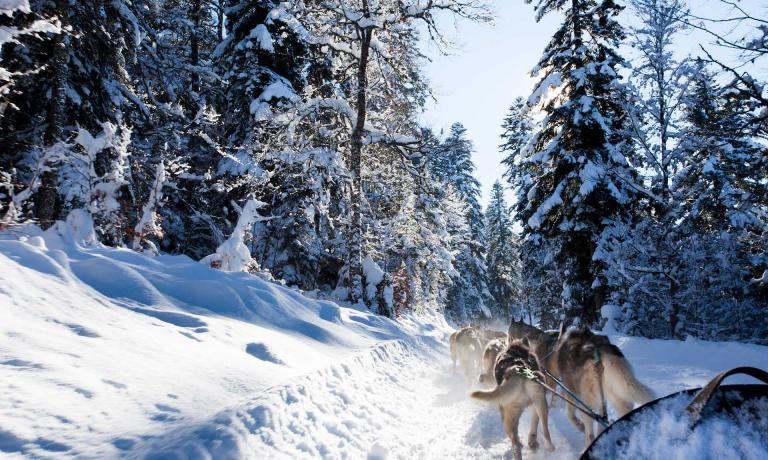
left=508, top=318, right=558, bottom=370
left=449, top=326, right=470, bottom=371
left=554, top=326, right=655, bottom=447
left=508, top=318, right=560, bottom=403
left=478, top=337, right=507, bottom=385
left=471, top=338, right=555, bottom=460
left=450, top=326, right=483, bottom=380
left=449, top=329, right=461, bottom=371
left=479, top=329, right=507, bottom=347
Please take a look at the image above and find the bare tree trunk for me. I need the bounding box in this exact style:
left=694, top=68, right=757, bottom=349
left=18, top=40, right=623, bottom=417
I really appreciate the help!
left=572, top=0, right=583, bottom=53
left=190, top=0, right=202, bottom=92
left=669, top=271, right=679, bottom=337
left=655, top=60, right=670, bottom=215
left=347, top=11, right=372, bottom=303
left=35, top=1, right=68, bottom=229
left=216, top=0, right=225, bottom=41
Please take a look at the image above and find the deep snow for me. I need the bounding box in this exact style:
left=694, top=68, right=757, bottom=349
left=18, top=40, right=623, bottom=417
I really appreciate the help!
left=589, top=390, right=768, bottom=460
left=1, top=220, right=767, bottom=459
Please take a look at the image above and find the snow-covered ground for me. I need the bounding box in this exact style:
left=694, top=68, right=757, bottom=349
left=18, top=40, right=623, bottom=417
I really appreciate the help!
left=1, top=220, right=767, bottom=459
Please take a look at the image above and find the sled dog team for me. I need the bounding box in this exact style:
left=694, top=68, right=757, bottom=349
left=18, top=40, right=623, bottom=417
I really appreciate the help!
left=450, top=320, right=654, bottom=460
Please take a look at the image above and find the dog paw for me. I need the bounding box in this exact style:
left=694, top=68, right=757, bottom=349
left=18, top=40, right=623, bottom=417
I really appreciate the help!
left=527, top=435, right=539, bottom=451
left=545, top=443, right=556, bottom=452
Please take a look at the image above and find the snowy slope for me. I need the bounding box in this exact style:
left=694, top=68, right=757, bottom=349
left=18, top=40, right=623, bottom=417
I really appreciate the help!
left=0, top=220, right=441, bottom=459
left=1, top=220, right=768, bottom=459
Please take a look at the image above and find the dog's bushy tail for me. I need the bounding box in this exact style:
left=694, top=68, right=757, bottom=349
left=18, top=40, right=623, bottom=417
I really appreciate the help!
left=470, top=378, right=517, bottom=405
left=601, top=353, right=654, bottom=405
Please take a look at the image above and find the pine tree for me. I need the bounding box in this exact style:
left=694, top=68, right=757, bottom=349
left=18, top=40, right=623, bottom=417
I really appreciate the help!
left=217, top=1, right=306, bottom=151
left=0, top=3, right=59, bottom=116
left=132, top=0, right=224, bottom=257
left=676, top=72, right=767, bottom=338
left=433, top=124, right=485, bottom=239
left=500, top=96, right=534, bottom=185
left=678, top=71, right=765, bottom=233
left=213, top=1, right=348, bottom=286
left=429, top=123, right=491, bottom=322
left=1, top=1, right=146, bottom=237
left=384, top=138, right=457, bottom=314
left=515, top=0, right=640, bottom=325
left=485, top=181, right=521, bottom=320
left=599, top=67, right=768, bottom=341
left=593, top=0, right=693, bottom=338
left=250, top=149, right=347, bottom=291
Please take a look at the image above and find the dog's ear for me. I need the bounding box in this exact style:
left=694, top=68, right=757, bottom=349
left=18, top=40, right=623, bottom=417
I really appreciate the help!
left=521, top=336, right=530, bottom=348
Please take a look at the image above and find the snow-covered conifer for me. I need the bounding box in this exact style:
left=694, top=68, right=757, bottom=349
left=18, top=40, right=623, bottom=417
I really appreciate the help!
left=484, top=181, right=521, bottom=320
left=515, top=0, right=640, bottom=325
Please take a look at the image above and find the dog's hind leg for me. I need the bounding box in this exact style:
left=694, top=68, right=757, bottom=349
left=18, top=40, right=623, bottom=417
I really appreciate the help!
left=531, top=387, right=555, bottom=452
left=548, top=388, right=558, bottom=408
left=565, top=395, right=585, bottom=433
left=578, top=409, right=595, bottom=449
left=527, top=405, right=540, bottom=451
left=606, top=386, right=633, bottom=418
left=547, top=376, right=560, bottom=407
left=577, top=384, right=603, bottom=449
left=502, top=404, right=524, bottom=460
left=449, top=332, right=458, bottom=373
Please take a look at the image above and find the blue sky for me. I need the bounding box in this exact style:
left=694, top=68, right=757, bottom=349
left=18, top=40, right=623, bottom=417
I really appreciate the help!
left=420, top=0, right=765, bottom=207
left=420, top=0, right=559, bottom=208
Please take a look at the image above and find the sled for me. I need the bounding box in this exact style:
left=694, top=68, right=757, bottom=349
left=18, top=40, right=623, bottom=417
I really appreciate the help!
left=581, top=366, right=768, bottom=459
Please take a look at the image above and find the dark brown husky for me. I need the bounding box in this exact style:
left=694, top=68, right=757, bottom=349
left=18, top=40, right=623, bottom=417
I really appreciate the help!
left=471, top=338, right=555, bottom=460
left=554, top=326, right=654, bottom=448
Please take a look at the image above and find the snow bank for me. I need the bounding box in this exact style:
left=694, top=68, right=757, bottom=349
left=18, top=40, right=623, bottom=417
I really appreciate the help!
left=134, top=340, right=426, bottom=459
left=0, top=218, right=442, bottom=459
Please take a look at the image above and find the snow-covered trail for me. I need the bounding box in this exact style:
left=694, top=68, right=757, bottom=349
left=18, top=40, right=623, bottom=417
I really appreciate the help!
left=138, top=331, right=768, bottom=460
left=137, top=337, right=588, bottom=460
